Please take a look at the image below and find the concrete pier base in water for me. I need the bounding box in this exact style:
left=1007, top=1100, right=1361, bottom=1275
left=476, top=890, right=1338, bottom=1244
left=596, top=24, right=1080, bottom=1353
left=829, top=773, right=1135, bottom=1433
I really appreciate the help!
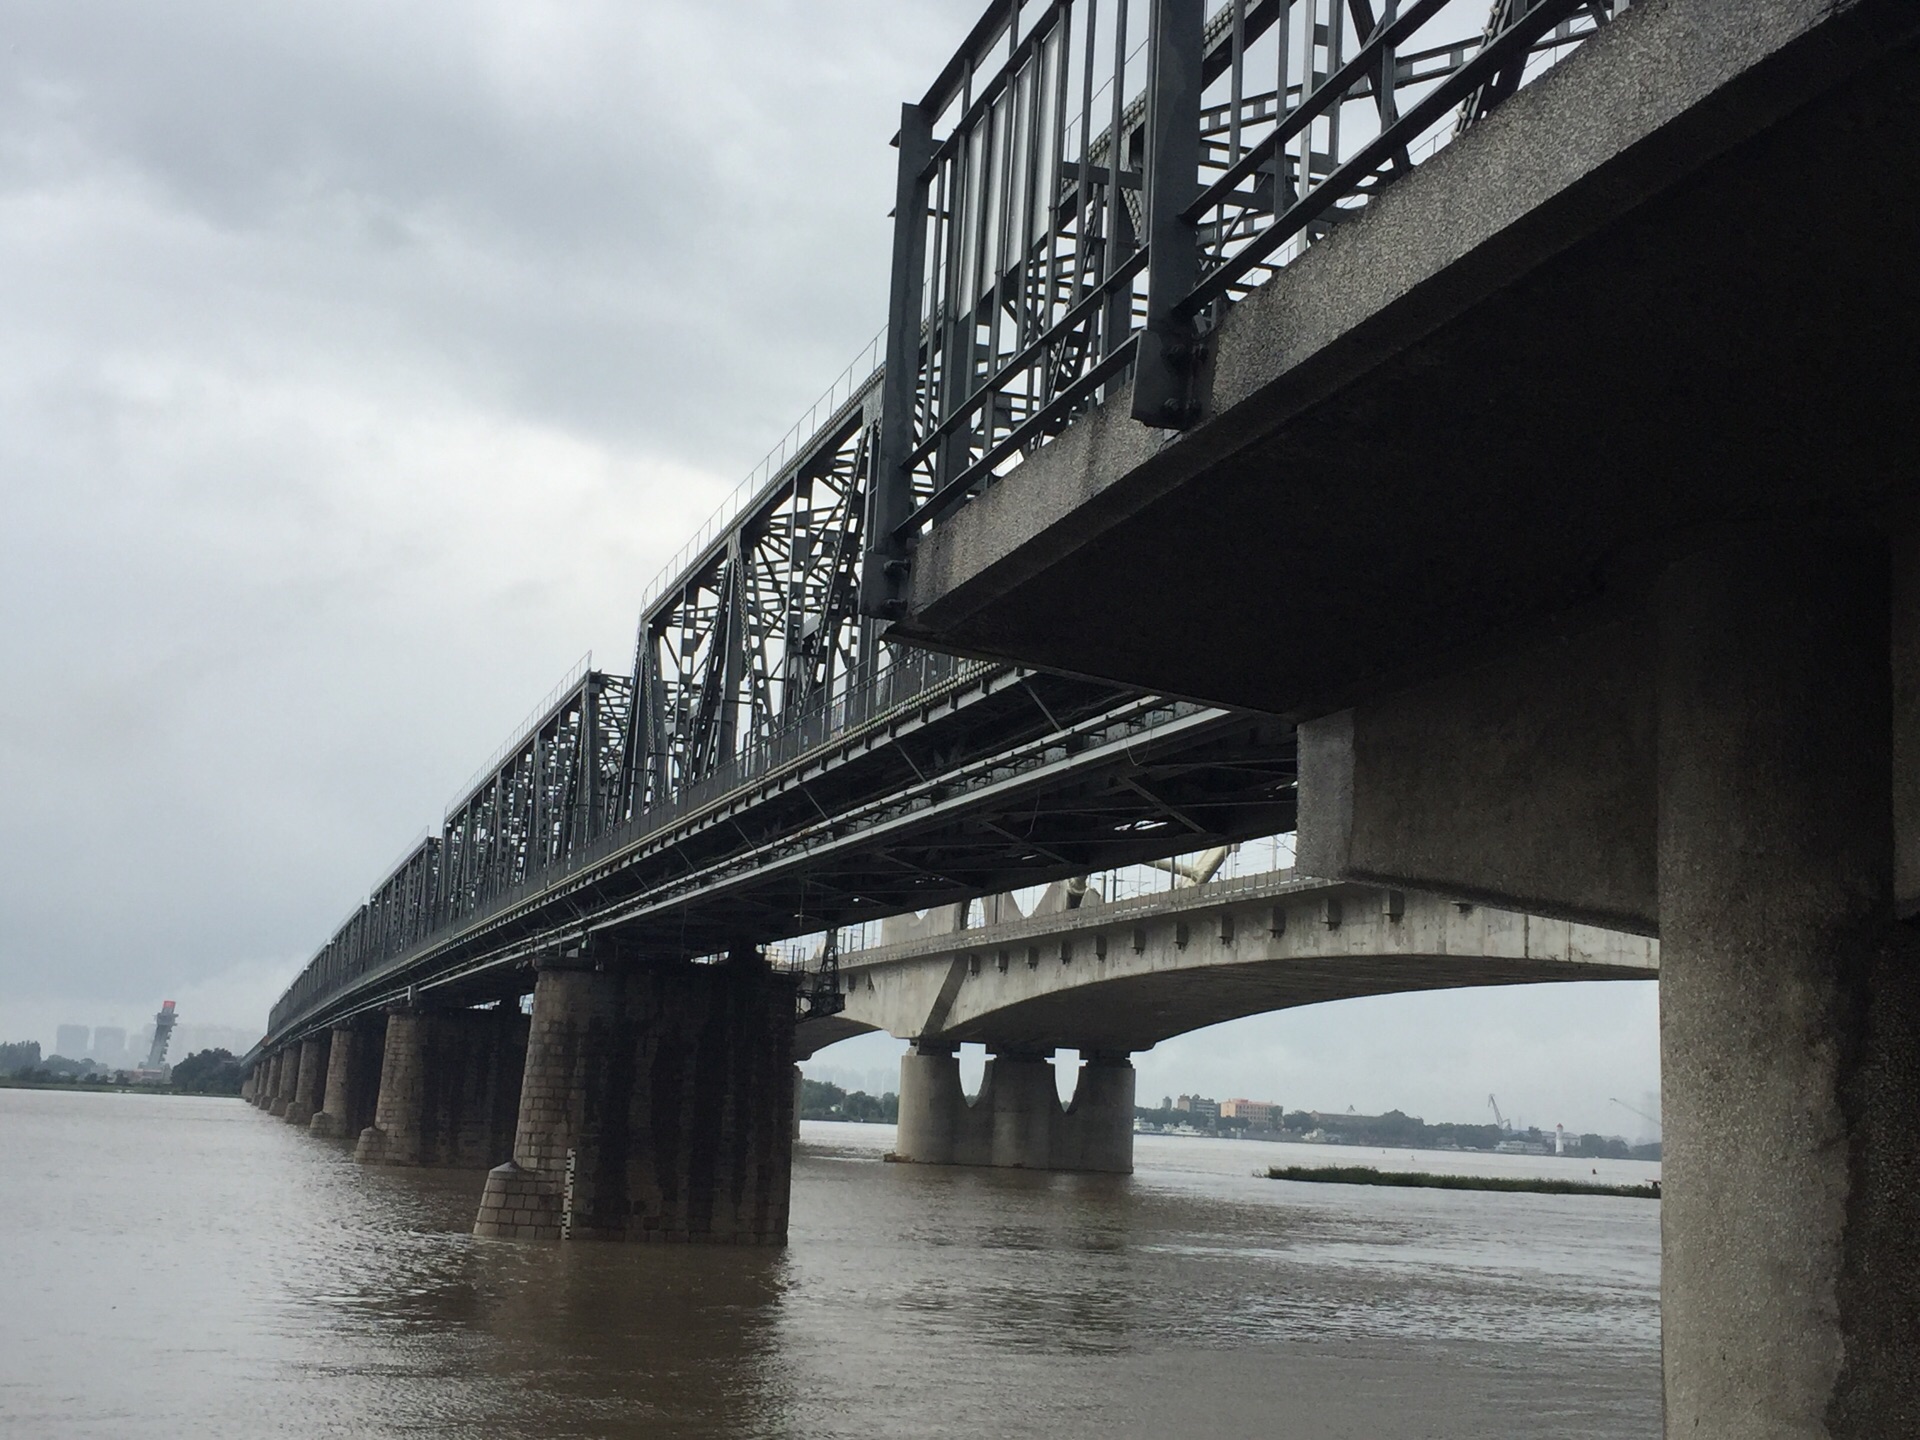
left=473, top=957, right=796, bottom=1245
left=283, top=1035, right=327, bottom=1127
left=894, top=1042, right=1133, bottom=1173
left=309, top=1018, right=384, bottom=1140
left=269, top=1048, right=296, bottom=1117
left=354, top=1007, right=526, bottom=1167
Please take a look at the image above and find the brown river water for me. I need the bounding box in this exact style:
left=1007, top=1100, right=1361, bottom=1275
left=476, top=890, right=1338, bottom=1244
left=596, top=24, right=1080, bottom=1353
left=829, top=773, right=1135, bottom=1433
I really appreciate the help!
left=0, top=1088, right=1660, bottom=1438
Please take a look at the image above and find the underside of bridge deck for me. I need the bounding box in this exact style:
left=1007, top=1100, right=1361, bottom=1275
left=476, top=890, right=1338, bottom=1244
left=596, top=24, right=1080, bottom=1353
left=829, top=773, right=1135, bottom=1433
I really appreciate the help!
left=894, top=0, right=1920, bottom=731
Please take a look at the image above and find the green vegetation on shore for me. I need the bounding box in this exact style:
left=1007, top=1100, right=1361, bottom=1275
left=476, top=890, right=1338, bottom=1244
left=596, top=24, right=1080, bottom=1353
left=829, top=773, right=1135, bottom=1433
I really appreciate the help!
left=1267, top=1164, right=1660, bottom=1199
left=0, top=1046, right=244, bottom=1096
left=800, top=1077, right=898, bottom=1124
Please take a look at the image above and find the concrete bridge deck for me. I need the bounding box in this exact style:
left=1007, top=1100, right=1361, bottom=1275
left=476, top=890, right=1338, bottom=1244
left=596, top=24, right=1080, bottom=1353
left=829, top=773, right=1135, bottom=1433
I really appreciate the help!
left=799, top=867, right=1655, bottom=1059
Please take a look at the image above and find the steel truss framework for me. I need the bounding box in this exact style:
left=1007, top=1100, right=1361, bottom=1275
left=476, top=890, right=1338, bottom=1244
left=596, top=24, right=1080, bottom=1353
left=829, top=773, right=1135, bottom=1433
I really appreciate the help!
left=272, top=376, right=898, bottom=1037
left=274, top=0, right=1610, bottom=1050
left=864, top=0, right=1623, bottom=616
left=265, top=344, right=1300, bottom=1048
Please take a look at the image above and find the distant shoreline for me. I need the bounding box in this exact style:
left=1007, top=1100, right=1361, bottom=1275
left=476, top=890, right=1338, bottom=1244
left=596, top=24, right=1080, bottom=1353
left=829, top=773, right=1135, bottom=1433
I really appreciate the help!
left=0, top=1078, right=234, bottom=1097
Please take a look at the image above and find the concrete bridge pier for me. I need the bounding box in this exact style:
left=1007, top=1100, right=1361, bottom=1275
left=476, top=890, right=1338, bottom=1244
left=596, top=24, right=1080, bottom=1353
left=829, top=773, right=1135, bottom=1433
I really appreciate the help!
left=310, top=1017, right=385, bottom=1140
left=474, top=956, right=796, bottom=1244
left=269, top=1047, right=297, bottom=1117
left=1655, top=528, right=1920, bottom=1433
left=283, top=1034, right=328, bottom=1126
left=354, top=1006, right=527, bottom=1167
left=893, top=1042, right=1134, bottom=1173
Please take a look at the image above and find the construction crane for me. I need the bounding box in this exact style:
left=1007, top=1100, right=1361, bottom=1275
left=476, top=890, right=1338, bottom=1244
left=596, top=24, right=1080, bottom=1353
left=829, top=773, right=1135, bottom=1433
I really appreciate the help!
left=1610, top=1097, right=1659, bottom=1130
left=1487, top=1094, right=1509, bottom=1131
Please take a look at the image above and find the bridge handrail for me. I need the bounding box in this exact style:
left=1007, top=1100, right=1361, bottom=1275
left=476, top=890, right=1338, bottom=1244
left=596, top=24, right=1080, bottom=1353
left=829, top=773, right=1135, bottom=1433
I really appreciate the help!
left=863, top=0, right=1624, bottom=610
left=635, top=325, right=886, bottom=624
left=267, top=642, right=996, bottom=1037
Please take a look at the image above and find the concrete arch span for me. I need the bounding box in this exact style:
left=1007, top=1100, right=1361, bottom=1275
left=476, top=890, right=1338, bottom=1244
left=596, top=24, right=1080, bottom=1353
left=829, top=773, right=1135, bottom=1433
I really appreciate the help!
left=799, top=870, right=1656, bottom=1172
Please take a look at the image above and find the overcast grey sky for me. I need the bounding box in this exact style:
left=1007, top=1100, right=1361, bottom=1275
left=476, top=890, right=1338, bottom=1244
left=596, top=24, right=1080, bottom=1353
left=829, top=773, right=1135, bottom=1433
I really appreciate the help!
left=0, top=0, right=1657, bottom=1135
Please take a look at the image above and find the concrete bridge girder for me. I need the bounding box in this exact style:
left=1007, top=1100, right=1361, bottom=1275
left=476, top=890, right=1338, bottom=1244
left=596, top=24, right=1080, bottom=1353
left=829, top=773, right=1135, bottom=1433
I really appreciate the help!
left=801, top=874, right=1656, bottom=1060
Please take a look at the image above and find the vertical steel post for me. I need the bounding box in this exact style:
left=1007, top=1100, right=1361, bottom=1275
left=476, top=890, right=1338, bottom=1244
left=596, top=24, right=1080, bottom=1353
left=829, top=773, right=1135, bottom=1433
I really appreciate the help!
left=862, top=103, right=936, bottom=621
left=1131, top=0, right=1205, bottom=427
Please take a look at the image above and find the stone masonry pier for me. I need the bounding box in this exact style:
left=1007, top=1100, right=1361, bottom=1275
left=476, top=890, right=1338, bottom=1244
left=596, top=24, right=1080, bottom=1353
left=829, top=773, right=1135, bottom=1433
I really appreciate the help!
left=474, top=957, right=796, bottom=1245
left=354, top=1007, right=527, bottom=1168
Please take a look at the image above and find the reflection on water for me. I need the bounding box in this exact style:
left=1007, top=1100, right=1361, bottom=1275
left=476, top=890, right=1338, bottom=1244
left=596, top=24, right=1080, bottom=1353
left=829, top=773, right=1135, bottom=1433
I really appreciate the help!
left=0, top=1091, right=1659, bottom=1438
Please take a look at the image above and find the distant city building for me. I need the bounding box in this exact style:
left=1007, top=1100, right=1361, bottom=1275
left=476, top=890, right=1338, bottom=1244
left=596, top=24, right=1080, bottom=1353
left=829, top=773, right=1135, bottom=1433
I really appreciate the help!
left=54, top=1024, right=89, bottom=1060
left=1220, top=1099, right=1280, bottom=1127
left=91, top=1026, right=130, bottom=1069
left=1175, top=1094, right=1220, bottom=1122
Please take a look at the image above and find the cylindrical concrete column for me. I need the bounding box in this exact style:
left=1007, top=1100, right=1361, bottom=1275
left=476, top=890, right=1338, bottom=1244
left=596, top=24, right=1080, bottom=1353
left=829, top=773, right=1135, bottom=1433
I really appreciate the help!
left=284, top=1035, right=327, bottom=1126
left=1657, top=524, right=1919, bottom=1435
left=985, top=1051, right=1058, bottom=1169
left=792, top=1064, right=804, bottom=1141
left=894, top=1041, right=965, bottom=1164
left=1059, top=1052, right=1135, bottom=1174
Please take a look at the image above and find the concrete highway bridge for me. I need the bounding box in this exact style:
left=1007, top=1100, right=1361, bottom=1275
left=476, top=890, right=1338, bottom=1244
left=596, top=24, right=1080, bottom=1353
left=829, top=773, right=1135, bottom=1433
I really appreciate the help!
left=246, top=0, right=1919, bottom=1426
left=798, top=866, right=1655, bottom=1170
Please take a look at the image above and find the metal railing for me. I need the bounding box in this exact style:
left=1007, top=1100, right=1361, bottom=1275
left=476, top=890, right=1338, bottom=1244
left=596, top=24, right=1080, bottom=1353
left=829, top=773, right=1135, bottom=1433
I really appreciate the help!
left=268, top=642, right=992, bottom=1036
left=862, top=0, right=1623, bottom=616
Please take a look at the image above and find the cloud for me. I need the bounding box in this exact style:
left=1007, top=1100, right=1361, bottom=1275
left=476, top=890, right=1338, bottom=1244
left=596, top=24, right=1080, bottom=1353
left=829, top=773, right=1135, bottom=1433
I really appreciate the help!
left=0, top=0, right=970, bottom=1036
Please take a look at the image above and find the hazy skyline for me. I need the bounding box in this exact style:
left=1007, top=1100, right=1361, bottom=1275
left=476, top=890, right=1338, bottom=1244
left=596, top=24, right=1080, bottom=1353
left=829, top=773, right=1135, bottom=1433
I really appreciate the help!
left=0, top=0, right=1659, bottom=1136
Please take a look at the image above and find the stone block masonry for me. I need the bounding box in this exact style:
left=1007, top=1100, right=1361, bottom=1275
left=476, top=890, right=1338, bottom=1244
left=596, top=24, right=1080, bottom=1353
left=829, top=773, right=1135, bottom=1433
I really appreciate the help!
left=270, top=1046, right=298, bottom=1117
left=310, top=1016, right=385, bottom=1140
left=284, top=1035, right=328, bottom=1127
left=474, top=957, right=796, bottom=1245
left=355, top=1007, right=527, bottom=1167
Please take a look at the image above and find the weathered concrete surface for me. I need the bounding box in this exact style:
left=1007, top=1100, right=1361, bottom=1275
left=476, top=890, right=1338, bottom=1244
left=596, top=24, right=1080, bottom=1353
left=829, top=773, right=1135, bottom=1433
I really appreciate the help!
left=1656, top=528, right=1920, bottom=1437
left=1297, top=619, right=1657, bottom=934
left=309, top=1016, right=385, bottom=1140
left=895, top=1044, right=1135, bottom=1173
left=355, top=1008, right=526, bottom=1167
left=798, top=871, right=1655, bottom=1059
left=269, top=1047, right=297, bottom=1117
left=283, top=1035, right=328, bottom=1127
left=475, top=959, right=796, bottom=1245
left=894, top=0, right=1920, bottom=729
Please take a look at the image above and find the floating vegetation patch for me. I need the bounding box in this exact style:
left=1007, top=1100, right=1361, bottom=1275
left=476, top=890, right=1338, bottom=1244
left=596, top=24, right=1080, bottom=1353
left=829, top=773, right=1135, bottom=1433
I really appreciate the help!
left=1266, top=1164, right=1660, bottom=1199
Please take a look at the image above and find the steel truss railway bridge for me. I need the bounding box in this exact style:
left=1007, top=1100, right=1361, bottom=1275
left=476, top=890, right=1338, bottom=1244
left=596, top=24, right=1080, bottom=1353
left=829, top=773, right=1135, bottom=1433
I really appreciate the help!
left=250, top=0, right=1660, bottom=1244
